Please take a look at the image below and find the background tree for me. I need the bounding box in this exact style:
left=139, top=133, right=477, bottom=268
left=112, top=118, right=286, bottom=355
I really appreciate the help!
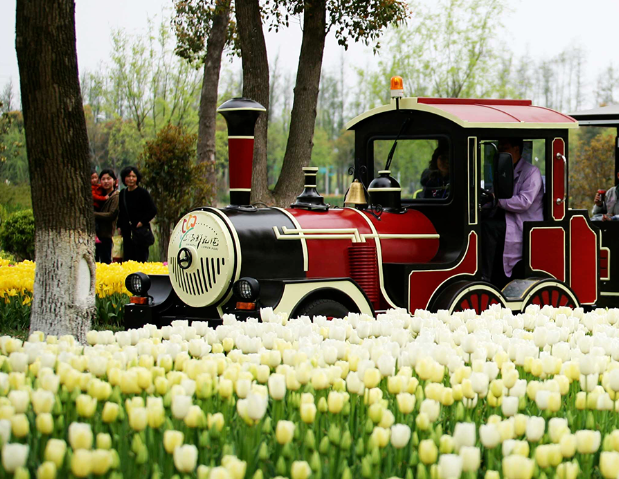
left=15, top=0, right=95, bottom=340
left=258, top=0, right=408, bottom=206
left=174, top=0, right=234, bottom=204
left=569, top=130, right=615, bottom=210
left=140, top=124, right=212, bottom=261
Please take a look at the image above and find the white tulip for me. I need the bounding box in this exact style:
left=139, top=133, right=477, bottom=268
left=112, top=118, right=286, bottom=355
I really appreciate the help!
left=390, top=424, right=411, bottom=449
left=171, top=395, right=192, bottom=420
left=453, top=422, right=476, bottom=452
left=9, top=353, right=28, bottom=373
left=8, top=390, right=29, bottom=414
left=501, top=396, right=518, bottom=417
left=460, top=446, right=480, bottom=472
left=525, top=416, right=545, bottom=442
left=247, top=393, right=268, bottom=421
left=471, top=372, right=489, bottom=396
left=419, top=399, right=440, bottom=422
left=377, top=354, right=396, bottom=377
left=438, top=454, right=463, bottom=479
left=479, top=424, right=501, bottom=448
left=2, top=443, right=29, bottom=472
left=268, top=374, right=287, bottom=400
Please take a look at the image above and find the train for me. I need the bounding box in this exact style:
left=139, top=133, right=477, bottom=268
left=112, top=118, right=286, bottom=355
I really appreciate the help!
left=124, top=76, right=619, bottom=328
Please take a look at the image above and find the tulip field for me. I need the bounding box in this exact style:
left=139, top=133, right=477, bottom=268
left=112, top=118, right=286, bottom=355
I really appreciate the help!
left=4, top=261, right=619, bottom=477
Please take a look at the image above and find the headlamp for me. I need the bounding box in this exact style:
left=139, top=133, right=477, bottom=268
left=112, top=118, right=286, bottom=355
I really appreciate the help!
left=233, top=277, right=260, bottom=301
left=125, top=272, right=151, bottom=296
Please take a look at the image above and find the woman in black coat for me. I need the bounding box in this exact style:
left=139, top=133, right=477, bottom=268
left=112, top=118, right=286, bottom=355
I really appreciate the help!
left=118, top=166, right=157, bottom=262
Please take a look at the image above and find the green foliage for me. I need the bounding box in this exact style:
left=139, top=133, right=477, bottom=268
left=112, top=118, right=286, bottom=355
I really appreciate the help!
left=0, top=183, right=32, bottom=214
left=569, top=129, right=615, bottom=211
left=0, top=209, right=35, bottom=261
left=94, top=293, right=129, bottom=329
left=141, top=124, right=212, bottom=256
left=172, top=0, right=237, bottom=62
left=0, top=110, right=28, bottom=184
left=0, top=292, right=31, bottom=331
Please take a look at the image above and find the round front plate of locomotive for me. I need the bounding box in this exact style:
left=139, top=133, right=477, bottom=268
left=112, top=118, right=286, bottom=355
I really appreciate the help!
left=168, top=210, right=236, bottom=307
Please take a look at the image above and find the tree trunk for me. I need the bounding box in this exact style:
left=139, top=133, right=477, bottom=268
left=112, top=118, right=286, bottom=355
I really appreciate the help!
left=273, top=0, right=327, bottom=206
left=16, top=0, right=95, bottom=342
left=158, top=221, right=172, bottom=264
left=197, top=0, right=230, bottom=205
left=235, top=0, right=272, bottom=204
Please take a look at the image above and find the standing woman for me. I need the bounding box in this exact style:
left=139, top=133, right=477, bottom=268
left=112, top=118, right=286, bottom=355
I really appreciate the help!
left=118, top=166, right=157, bottom=262
left=94, top=169, right=119, bottom=264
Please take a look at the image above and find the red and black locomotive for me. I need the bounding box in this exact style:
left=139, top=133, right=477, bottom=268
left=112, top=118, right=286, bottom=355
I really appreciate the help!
left=125, top=77, right=617, bottom=328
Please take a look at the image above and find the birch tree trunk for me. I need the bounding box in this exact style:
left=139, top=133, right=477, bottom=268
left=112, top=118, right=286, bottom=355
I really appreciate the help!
left=15, top=0, right=96, bottom=342
left=235, top=0, right=272, bottom=204
left=272, top=0, right=327, bottom=206
left=197, top=0, right=230, bottom=202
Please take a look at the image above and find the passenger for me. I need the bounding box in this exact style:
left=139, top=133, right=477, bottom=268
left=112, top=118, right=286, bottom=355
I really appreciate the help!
left=481, top=138, right=544, bottom=288
left=592, top=172, right=619, bottom=221
left=421, top=147, right=450, bottom=198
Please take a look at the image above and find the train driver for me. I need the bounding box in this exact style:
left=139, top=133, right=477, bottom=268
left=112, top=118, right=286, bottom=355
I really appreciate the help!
left=592, top=172, right=619, bottom=221
left=420, top=146, right=450, bottom=198
left=481, top=138, right=544, bottom=288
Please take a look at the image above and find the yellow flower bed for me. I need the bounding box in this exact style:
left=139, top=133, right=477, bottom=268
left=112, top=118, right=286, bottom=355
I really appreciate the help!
left=0, top=306, right=618, bottom=478
left=0, top=260, right=168, bottom=299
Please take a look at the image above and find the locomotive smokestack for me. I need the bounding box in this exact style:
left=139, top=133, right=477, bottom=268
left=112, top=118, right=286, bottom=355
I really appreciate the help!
left=217, top=98, right=266, bottom=206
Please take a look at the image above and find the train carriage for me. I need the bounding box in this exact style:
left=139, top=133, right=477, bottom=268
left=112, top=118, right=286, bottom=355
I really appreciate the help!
left=124, top=78, right=617, bottom=328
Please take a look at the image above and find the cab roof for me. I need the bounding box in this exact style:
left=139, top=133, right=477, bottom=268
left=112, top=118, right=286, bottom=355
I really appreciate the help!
left=345, top=97, right=579, bottom=130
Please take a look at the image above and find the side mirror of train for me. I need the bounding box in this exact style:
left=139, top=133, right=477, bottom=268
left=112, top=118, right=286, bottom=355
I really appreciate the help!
left=494, top=152, right=514, bottom=199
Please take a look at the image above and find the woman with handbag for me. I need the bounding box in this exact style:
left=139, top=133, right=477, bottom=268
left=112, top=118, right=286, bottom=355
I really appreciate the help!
left=94, top=169, right=120, bottom=264
left=118, top=166, right=157, bottom=262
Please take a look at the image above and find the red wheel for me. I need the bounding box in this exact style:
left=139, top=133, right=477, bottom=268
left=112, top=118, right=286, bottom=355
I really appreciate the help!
left=452, top=288, right=504, bottom=314
left=430, top=281, right=506, bottom=314
left=521, top=280, right=578, bottom=310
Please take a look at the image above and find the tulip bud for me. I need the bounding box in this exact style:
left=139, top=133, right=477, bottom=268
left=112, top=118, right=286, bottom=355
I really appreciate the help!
left=419, top=439, right=438, bottom=464
left=11, top=414, right=29, bottom=438
left=300, top=402, right=317, bottom=424
left=276, top=420, right=295, bottom=445
left=37, top=461, right=57, bottom=479
left=36, top=413, right=54, bottom=435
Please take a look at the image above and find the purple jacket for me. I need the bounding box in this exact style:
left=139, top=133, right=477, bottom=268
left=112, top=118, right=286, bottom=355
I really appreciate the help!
left=497, top=159, right=544, bottom=277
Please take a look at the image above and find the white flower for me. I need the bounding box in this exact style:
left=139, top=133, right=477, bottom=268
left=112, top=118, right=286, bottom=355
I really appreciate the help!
left=235, top=378, right=251, bottom=399
left=9, top=353, right=28, bottom=373
left=453, top=422, right=476, bottom=452
left=470, top=372, right=489, bottom=396
left=608, top=368, right=619, bottom=392
left=1, top=443, right=28, bottom=472
left=460, top=446, right=480, bottom=472
left=173, top=444, right=198, bottom=473
left=548, top=418, right=569, bottom=443
left=525, top=416, right=545, bottom=442
left=247, top=393, right=268, bottom=421
left=8, top=390, right=29, bottom=414
left=462, top=335, right=477, bottom=354
left=377, top=354, right=396, bottom=377
left=501, top=396, right=518, bottom=417
left=479, top=424, right=501, bottom=448
left=438, top=454, right=463, bottom=479
left=171, top=395, right=192, bottom=420
left=268, top=374, right=286, bottom=400
left=419, top=399, right=440, bottom=422
left=390, top=424, right=411, bottom=449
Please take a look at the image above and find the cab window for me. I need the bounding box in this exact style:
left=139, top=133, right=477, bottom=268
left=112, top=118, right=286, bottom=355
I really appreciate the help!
left=372, top=138, right=452, bottom=200
left=480, top=139, right=546, bottom=192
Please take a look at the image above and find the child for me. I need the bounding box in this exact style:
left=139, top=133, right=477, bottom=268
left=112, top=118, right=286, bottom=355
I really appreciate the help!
left=91, top=170, right=109, bottom=211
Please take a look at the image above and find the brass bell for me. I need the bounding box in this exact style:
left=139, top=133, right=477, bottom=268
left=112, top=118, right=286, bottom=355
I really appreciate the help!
left=344, top=179, right=367, bottom=206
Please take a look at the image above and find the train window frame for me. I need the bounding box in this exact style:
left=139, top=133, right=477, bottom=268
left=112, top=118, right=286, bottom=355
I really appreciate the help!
left=368, top=134, right=453, bottom=202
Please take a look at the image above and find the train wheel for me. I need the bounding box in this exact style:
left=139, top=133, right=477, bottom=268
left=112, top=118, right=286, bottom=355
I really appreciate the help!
left=431, top=281, right=506, bottom=315
left=521, top=280, right=578, bottom=310
left=295, top=299, right=350, bottom=320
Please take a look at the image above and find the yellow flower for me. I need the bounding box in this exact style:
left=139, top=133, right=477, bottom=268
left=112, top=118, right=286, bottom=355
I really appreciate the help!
left=36, top=413, right=54, bottom=435
left=129, top=407, right=148, bottom=431
left=419, top=438, right=438, bottom=464
left=37, top=461, right=57, bottom=479
left=291, top=460, right=312, bottom=479
left=75, top=395, right=97, bottom=419
left=275, top=420, right=295, bottom=445
left=96, top=433, right=112, bottom=450
left=71, top=449, right=92, bottom=478
left=300, top=402, right=317, bottom=424
left=371, top=426, right=390, bottom=448
left=68, top=423, right=93, bottom=450
left=363, top=368, right=381, bottom=389
left=44, top=439, right=66, bottom=468
left=91, top=449, right=113, bottom=476
left=164, top=430, right=184, bottom=454
left=11, top=413, right=29, bottom=438
left=101, top=402, right=119, bottom=423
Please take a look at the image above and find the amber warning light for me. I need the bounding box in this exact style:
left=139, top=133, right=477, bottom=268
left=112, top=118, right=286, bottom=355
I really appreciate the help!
left=391, top=76, right=404, bottom=98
